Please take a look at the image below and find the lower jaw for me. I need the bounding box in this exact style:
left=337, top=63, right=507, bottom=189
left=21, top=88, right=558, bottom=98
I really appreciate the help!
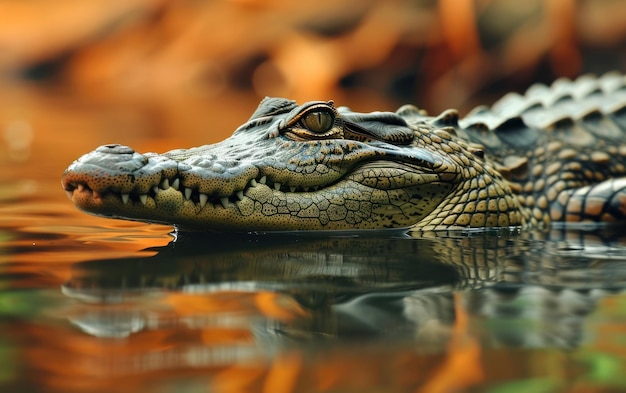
left=72, top=193, right=382, bottom=231
left=71, top=183, right=450, bottom=232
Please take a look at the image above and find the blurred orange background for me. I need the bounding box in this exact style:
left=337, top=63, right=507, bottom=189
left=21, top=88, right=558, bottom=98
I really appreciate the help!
left=1, top=0, right=626, bottom=186
left=1, top=0, right=625, bottom=119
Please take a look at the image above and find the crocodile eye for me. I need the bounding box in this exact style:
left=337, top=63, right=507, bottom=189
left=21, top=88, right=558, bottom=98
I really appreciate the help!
left=301, top=110, right=334, bottom=133
left=281, top=101, right=343, bottom=141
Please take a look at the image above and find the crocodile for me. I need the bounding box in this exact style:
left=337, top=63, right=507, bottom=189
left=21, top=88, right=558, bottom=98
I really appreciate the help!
left=62, top=72, right=626, bottom=232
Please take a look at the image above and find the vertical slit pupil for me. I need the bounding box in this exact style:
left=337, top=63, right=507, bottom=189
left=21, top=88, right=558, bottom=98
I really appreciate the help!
left=304, top=110, right=333, bottom=133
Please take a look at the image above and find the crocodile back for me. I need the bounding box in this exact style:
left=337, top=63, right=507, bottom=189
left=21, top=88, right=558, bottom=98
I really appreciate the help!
left=461, top=73, right=626, bottom=224
left=459, top=72, right=626, bottom=163
left=399, top=73, right=626, bottom=226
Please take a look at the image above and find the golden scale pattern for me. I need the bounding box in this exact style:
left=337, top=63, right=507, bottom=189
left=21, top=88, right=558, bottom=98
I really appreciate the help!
left=410, top=72, right=626, bottom=230
left=405, top=124, right=529, bottom=231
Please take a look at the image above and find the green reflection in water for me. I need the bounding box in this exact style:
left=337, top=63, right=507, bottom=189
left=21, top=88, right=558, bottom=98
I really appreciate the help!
left=487, top=378, right=561, bottom=393
left=0, top=341, right=16, bottom=384
left=575, top=293, right=626, bottom=389
left=579, top=353, right=624, bottom=386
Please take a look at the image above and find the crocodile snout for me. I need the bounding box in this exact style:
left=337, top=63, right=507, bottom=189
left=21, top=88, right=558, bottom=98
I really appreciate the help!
left=62, top=145, right=179, bottom=196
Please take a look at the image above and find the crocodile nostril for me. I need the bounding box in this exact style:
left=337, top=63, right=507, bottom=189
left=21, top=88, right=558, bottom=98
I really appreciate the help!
left=96, top=145, right=135, bottom=154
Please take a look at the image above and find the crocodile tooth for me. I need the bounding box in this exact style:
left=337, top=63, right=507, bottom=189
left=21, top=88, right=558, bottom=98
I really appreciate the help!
left=199, top=193, right=208, bottom=208
left=236, top=190, right=244, bottom=201
left=160, top=178, right=169, bottom=190
left=65, top=190, right=73, bottom=200
left=184, top=187, right=193, bottom=200
left=77, top=184, right=85, bottom=192
left=171, top=178, right=180, bottom=190
left=311, top=186, right=319, bottom=191
left=259, top=176, right=267, bottom=184
left=250, top=179, right=258, bottom=187
left=121, top=193, right=130, bottom=205
left=139, top=194, right=148, bottom=205
left=290, top=186, right=296, bottom=192
left=220, top=197, right=230, bottom=209
left=303, top=186, right=309, bottom=192
left=152, top=186, right=160, bottom=194
left=274, top=182, right=281, bottom=191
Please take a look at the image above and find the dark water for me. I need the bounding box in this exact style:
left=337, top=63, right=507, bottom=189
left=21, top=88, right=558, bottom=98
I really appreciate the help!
left=2, top=90, right=626, bottom=392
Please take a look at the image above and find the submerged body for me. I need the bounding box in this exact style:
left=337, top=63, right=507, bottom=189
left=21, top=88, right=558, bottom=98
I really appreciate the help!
left=62, top=73, right=626, bottom=232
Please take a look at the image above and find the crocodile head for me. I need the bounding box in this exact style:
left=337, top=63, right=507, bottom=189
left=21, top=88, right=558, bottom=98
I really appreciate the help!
left=62, top=97, right=524, bottom=231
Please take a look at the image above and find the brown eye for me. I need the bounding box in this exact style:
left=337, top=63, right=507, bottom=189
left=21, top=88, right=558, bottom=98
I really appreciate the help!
left=301, top=110, right=334, bottom=133
left=281, top=101, right=342, bottom=141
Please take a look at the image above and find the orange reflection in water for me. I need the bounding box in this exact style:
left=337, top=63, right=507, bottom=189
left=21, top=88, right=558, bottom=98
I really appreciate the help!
left=13, top=287, right=499, bottom=393
left=166, top=292, right=309, bottom=323
left=421, top=293, right=483, bottom=393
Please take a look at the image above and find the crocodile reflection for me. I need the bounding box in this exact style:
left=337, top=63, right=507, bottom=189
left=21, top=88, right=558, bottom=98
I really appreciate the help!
left=63, top=229, right=626, bottom=351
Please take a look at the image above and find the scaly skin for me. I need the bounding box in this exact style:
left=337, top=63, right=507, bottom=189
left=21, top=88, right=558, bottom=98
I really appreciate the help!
left=62, top=73, right=626, bottom=232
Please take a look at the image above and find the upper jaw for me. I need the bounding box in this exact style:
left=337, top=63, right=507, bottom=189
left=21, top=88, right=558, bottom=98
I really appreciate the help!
left=62, top=139, right=454, bottom=202
left=61, top=144, right=337, bottom=212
